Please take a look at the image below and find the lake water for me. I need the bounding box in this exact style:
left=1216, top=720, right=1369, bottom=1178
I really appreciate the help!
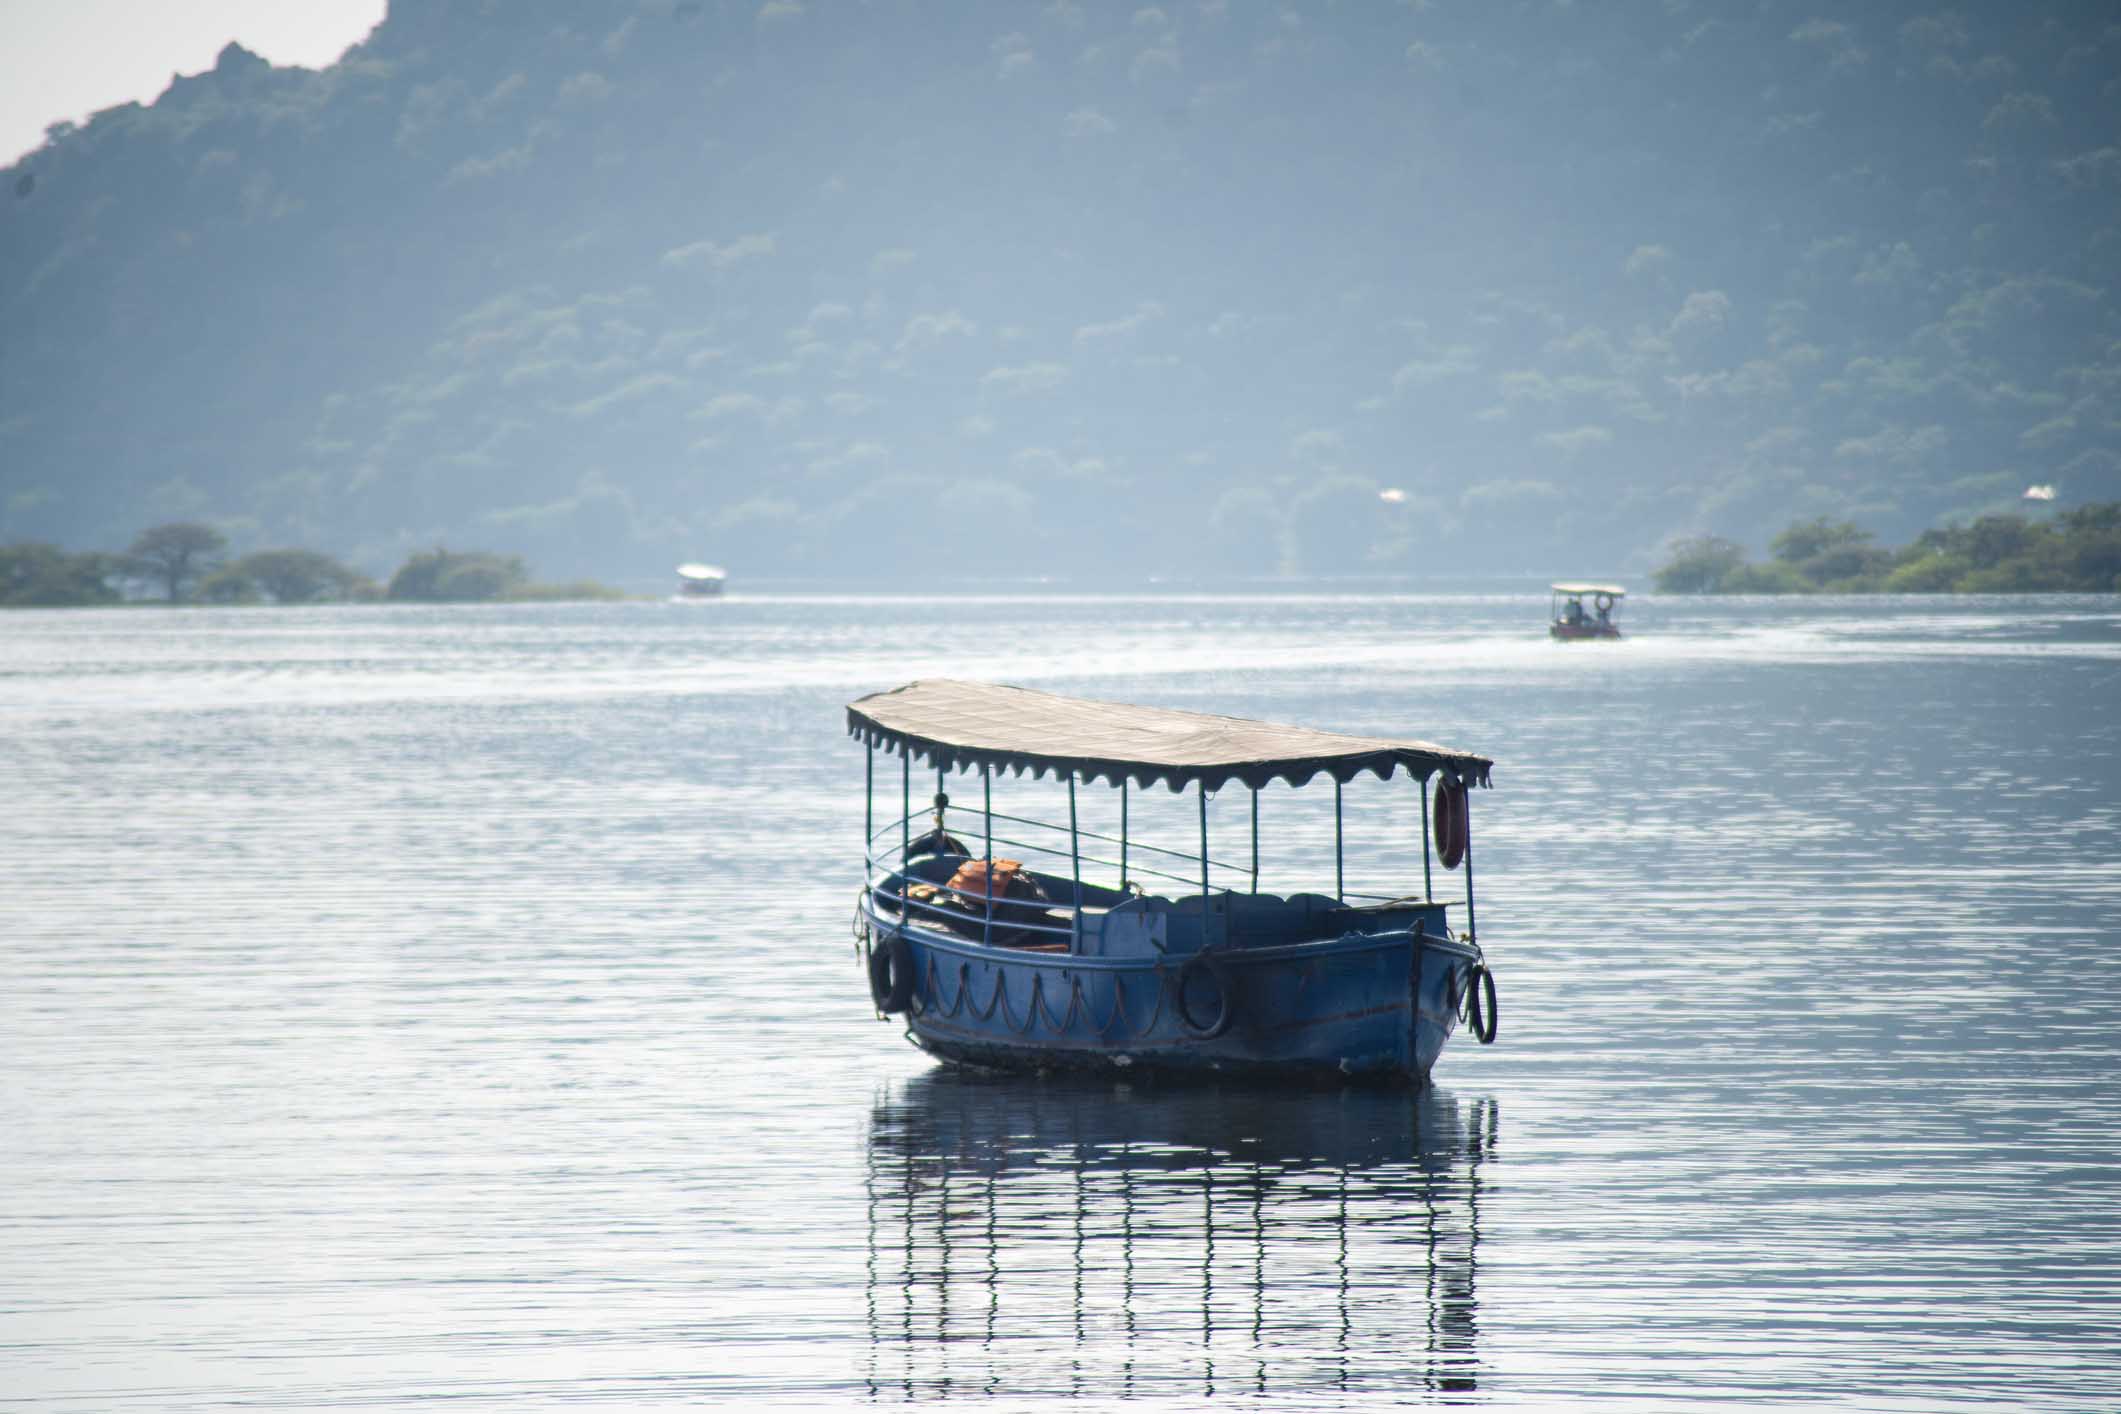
left=3, top=593, right=2117, bottom=1410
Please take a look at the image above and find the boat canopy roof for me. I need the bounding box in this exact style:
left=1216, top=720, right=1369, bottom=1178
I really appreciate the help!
left=847, top=679, right=1492, bottom=793
left=676, top=562, right=726, bottom=580
left=1550, top=582, right=1626, bottom=597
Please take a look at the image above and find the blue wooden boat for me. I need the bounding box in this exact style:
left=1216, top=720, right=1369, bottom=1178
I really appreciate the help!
left=848, top=681, right=1500, bottom=1083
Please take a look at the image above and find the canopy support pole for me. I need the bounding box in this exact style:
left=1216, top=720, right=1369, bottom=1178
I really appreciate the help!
left=1250, top=788, right=1259, bottom=895
left=864, top=743, right=873, bottom=875
left=1119, top=781, right=1129, bottom=891
left=1463, top=790, right=1477, bottom=945
left=983, top=765, right=994, bottom=948
left=1334, top=778, right=1344, bottom=903
left=900, top=750, right=910, bottom=866
left=1421, top=775, right=1433, bottom=903
left=1068, top=774, right=1082, bottom=951
left=1198, top=784, right=1210, bottom=905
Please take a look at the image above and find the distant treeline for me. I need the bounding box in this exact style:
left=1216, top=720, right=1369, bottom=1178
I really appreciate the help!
left=1655, top=504, right=2121, bottom=594
left=1, top=522, right=623, bottom=607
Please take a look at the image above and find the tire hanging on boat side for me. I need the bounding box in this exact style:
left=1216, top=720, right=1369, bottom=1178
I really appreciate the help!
left=1465, top=963, right=1497, bottom=1044
left=869, top=933, right=914, bottom=1014
left=1175, top=952, right=1237, bottom=1039
left=1434, top=776, right=1469, bottom=871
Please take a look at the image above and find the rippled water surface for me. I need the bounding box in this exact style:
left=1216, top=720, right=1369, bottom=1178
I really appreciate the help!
left=4, top=594, right=2118, bottom=1410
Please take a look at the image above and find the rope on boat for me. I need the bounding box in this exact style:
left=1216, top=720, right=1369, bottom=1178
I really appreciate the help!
left=939, top=960, right=970, bottom=1020
left=883, top=921, right=1491, bottom=1050
left=1031, top=972, right=1075, bottom=1032
left=1088, top=971, right=1151, bottom=1038
left=912, top=955, right=983, bottom=1025
left=851, top=890, right=872, bottom=961
left=878, top=907, right=1293, bottom=1044
left=902, top=948, right=1166, bottom=1041
left=996, top=971, right=1036, bottom=1034
left=1136, top=969, right=1172, bottom=1036
left=970, top=970, right=1006, bottom=1024
left=907, top=955, right=937, bottom=1019
left=1089, top=974, right=1131, bottom=1037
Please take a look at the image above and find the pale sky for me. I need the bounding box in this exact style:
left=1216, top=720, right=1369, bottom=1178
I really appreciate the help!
left=1, top=1, right=386, bottom=166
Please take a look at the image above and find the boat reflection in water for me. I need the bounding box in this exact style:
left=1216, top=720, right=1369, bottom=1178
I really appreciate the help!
left=864, top=1072, right=1495, bottom=1401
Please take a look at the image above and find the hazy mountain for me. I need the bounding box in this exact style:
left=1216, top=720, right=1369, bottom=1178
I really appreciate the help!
left=4, top=1, right=2118, bottom=586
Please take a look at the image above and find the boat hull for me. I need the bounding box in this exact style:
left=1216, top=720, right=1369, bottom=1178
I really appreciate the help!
left=864, top=904, right=1481, bottom=1084
left=1550, top=622, right=1620, bottom=640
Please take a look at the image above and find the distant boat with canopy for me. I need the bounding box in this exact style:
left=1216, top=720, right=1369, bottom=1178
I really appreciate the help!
left=674, top=562, right=726, bottom=599
left=1549, top=582, right=1624, bottom=640
left=848, top=680, right=1501, bottom=1083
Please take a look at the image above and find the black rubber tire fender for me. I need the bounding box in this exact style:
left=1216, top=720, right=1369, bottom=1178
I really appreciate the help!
left=869, top=933, right=915, bottom=1014
left=1465, top=964, right=1498, bottom=1045
left=1175, top=952, right=1238, bottom=1039
left=905, top=829, right=968, bottom=861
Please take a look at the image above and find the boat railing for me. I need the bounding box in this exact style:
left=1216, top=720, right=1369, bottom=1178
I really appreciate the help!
left=861, top=827, right=1066, bottom=946
left=863, top=806, right=1422, bottom=948
left=862, top=803, right=1276, bottom=946
left=865, top=808, right=1256, bottom=894
left=864, top=875, right=1077, bottom=944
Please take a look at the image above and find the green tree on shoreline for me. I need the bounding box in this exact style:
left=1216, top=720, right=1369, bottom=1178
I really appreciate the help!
left=1649, top=536, right=1745, bottom=594
left=1, top=543, right=122, bottom=606
left=1655, top=504, right=2121, bottom=594
left=3, top=529, right=624, bottom=609
left=386, top=548, right=528, bottom=602
left=204, top=549, right=377, bottom=604
left=126, top=522, right=227, bottom=603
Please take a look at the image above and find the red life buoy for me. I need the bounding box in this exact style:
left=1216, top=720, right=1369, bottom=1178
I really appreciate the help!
left=1433, top=777, right=1468, bottom=871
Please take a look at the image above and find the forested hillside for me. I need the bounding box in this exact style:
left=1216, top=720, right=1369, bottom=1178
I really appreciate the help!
left=4, top=1, right=2118, bottom=584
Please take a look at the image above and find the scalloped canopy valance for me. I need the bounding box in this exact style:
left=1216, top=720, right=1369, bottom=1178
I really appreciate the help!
left=846, top=680, right=1493, bottom=794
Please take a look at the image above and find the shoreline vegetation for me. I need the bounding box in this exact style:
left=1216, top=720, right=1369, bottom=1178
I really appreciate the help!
left=9, top=507, right=2121, bottom=608
left=1, top=524, right=625, bottom=608
left=1653, top=504, right=2121, bottom=595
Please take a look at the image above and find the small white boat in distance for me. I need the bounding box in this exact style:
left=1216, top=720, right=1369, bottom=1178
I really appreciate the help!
left=1550, top=582, right=1624, bottom=640
left=675, top=563, right=727, bottom=599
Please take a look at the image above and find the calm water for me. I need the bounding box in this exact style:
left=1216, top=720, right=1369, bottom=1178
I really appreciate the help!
left=3, top=593, right=2117, bottom=1410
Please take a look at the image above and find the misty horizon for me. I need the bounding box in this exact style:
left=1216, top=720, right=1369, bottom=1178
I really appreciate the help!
left=4, top=1, right=2117, bottom=586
